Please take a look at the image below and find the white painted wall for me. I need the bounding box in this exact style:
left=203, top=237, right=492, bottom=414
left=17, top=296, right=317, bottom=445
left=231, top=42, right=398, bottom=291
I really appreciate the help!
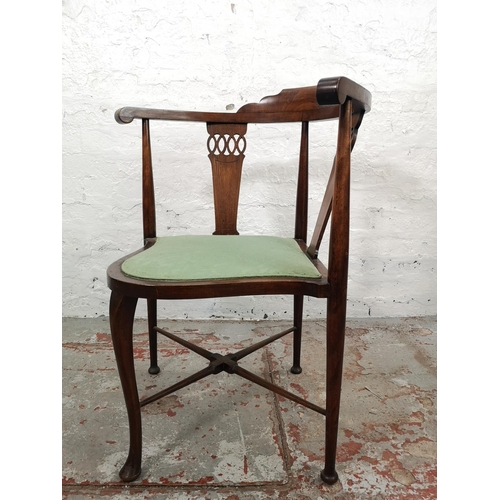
left=62, top=0, right=436, bottom=320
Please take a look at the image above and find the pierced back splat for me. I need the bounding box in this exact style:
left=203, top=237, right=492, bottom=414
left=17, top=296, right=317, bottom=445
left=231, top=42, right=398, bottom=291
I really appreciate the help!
left=207, top=123, right=248, bottom=235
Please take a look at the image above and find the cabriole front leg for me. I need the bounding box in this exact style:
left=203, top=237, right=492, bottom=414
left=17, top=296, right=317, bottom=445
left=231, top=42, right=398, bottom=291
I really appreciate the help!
left=109, top=292, right=141, bottom=482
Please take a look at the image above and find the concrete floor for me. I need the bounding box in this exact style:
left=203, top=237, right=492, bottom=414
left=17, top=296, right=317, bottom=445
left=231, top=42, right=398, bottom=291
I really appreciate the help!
left=62, top=316, right=436, bottom=499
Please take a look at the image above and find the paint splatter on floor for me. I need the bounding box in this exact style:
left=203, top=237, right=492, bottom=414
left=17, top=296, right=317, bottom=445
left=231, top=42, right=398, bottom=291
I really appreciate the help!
left=63, top=316, right=436, bottom=499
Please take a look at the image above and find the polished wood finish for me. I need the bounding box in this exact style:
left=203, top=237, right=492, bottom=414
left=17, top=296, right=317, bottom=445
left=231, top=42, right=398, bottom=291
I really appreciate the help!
left=322, top=99, right=353, bottom=484
left=307, top=154, right=336, bottom=259
left=291, top=294, right=304, bottom=374
left=146, top=298, right=159, bottom=374
left=207, top=123, right=247, bottom=235
left=316, top=76, right=372, bottom=112
left=291, top=122, right=309, bottom=374
left=307, top=110, right=365, bottom=259
left=109, top=292, right=141, bottom=482
left=108, top=77, right=371, bottom=485
left=141, top=120, right=156, bottom=241
left=114, top=105, right=338, bottom=125
left=113, top=77, right=371, bottom=125
left=295, top=121, right=309, bottom=241
left=142, top=119, right=159, bottom=376
left=145, top=325, right=326, bottom=415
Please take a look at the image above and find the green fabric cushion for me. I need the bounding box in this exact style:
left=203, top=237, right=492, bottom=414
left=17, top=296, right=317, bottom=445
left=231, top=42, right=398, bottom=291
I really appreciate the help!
left=121, top=235, right=321, bottom=281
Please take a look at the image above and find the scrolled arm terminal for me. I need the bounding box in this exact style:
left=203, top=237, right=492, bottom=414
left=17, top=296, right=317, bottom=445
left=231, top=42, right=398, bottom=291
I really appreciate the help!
left=316, top=77, right=371, bottom=112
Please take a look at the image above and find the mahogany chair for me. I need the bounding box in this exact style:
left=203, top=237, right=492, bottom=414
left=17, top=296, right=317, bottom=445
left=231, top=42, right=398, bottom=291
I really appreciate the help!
left=107, top=76, right=371, bottom=484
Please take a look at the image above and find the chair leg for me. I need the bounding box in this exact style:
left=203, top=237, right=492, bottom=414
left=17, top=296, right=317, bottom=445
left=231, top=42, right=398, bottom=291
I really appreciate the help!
left=147, top=298, right=160, bottom=374
left=109, top=292, right=142, bottom=482
left=291, top=294, right=303, bottom=374
left=321, top=295, right=347, bottom=485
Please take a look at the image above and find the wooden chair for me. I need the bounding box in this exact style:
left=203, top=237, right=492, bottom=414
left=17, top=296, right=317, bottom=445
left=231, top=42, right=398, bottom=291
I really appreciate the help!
left=107, top=76, right=371, bottom=484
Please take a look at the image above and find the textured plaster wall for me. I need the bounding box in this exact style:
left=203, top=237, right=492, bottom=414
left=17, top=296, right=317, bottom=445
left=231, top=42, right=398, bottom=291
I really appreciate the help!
left=62, top=0, right=437, bottom=320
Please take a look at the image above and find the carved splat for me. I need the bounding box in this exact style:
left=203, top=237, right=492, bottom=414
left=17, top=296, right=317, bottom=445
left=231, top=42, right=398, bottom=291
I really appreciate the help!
left=207, top=123, right=248, bottom=235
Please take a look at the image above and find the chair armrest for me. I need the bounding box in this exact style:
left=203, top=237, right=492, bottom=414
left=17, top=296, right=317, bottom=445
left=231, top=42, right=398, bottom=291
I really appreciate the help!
left=115, top=77, right=371, bottom=125
left=316, top=77, right=371, bottom=112
left=114, top=107, right=233, bottom=124
left=114, top=106, right=337, bottom=124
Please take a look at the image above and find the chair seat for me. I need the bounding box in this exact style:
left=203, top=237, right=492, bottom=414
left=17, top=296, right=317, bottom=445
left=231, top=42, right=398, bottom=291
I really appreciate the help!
left=121, top=235, right=321, bottom=281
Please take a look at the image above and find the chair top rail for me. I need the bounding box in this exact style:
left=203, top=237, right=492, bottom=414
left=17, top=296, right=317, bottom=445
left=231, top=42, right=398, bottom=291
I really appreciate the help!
left=115, top=76, right=371, bottom=125
left=114, top=106, right=339, bottom=124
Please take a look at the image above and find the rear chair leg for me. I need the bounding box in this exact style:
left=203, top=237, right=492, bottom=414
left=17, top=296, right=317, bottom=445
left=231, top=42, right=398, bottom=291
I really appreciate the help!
left=321, top=295, right=347, bottom=485
left=147, top=299, right=160, bottom=374
left=109, top=292, right=142, bottom=482
left=291, top=295, right=303, bottom=374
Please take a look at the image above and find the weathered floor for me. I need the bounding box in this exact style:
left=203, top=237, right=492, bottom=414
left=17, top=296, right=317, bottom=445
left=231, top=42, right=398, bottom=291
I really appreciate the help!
left=62, top=316, right=436, bottom=499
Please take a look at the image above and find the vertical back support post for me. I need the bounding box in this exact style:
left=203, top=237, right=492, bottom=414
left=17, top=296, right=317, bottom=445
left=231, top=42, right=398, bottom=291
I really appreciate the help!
left=142, top=119, right=156, bottom=241
left=295, top=121, right=309, bottom=241
left=322, top=99, right=353, bottom=484
left=141, top=119, right=159, bottom=377
left=328, top=99, right=353, bottom=294
left=292, top=121, right=309, bottom=374
left=142, top=119, right=156, bottom=240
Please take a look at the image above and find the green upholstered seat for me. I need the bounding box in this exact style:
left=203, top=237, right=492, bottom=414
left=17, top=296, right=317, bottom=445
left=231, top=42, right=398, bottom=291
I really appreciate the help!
left=121, top=235, right=321, bottom=281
